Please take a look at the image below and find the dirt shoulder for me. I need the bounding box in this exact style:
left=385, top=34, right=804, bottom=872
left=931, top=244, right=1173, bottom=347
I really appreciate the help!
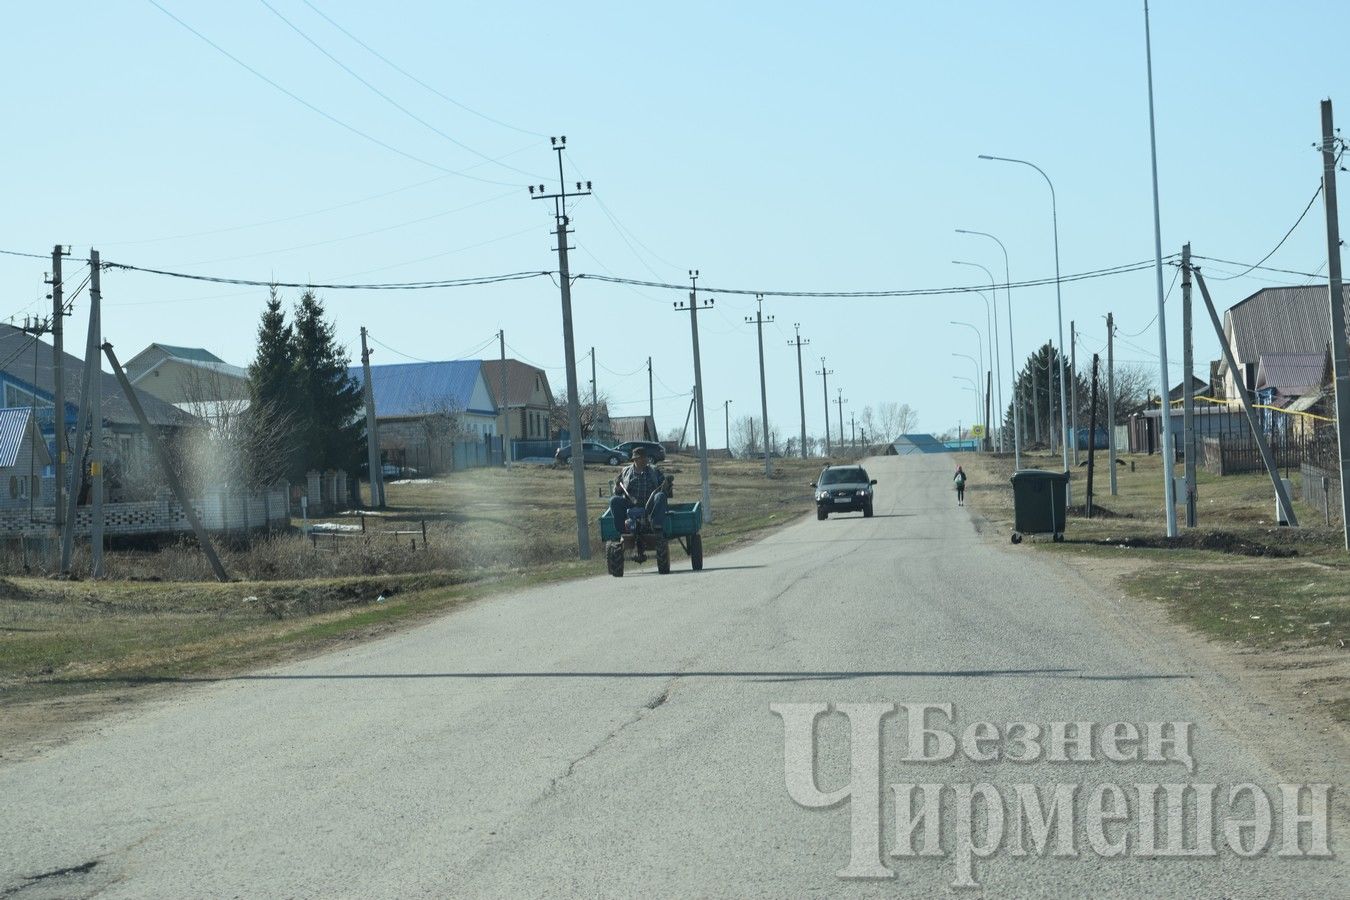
left=0, top=455, right=825, bottom=761
left=962, top=449, right=1350, bottom=733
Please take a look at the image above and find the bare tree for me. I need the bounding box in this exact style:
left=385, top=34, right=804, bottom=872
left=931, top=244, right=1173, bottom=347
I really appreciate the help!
left=730, top=415, right=760, bottom=458
left=549, top=388, right=611, bottom=439
left=874, top=402, right=918, bottom=444
left=1110, top=362, right=1154, bottom=422
left=411, top=395, right=467, bottom=475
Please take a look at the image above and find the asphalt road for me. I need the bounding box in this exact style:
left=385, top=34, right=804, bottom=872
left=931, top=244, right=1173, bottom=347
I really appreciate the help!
left=2, top=453, right=1346, bottom=898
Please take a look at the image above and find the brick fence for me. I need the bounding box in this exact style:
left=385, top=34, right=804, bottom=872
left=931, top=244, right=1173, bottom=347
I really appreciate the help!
left=0, top=485, right=289, bottom=538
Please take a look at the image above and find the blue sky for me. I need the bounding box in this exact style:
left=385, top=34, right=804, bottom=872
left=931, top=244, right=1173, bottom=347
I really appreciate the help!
left=2, top=1, right=1346, bottom=443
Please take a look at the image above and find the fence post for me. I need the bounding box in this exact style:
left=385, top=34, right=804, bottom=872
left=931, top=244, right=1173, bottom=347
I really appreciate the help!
left=1325, top=475, right=1332, bottom=527
left=421, top=519, right=427, bottom=549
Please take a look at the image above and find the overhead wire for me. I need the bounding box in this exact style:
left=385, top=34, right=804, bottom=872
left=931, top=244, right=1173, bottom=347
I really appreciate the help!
left=101, top=259, right=551, bottom=291
left=143, top=0, right=524, bottom=187
left=299, top=0, right=546, bottom=139
left=256, top=0, right=544, bottom=181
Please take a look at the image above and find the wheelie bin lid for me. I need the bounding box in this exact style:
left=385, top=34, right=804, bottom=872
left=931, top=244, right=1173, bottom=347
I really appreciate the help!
left=1010, top=468, right=1069, bottom=484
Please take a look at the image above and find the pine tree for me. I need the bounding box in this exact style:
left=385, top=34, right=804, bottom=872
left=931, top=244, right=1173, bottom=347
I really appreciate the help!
left=290, top=290, right=363, bottom=479
left=247, top=286, right=300, bottom=479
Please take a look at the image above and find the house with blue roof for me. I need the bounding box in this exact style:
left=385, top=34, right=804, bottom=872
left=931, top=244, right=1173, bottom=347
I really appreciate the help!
left=0, top=407, right=52, bottom=509
left=347, top=360, right=499, bottom=474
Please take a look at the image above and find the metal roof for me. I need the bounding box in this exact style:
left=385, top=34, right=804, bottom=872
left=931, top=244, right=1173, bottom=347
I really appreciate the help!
left=0, top=325, right=200, bottom=428
left=480, top=359, right=553, bottom=409
left=1255, top=352, right=1327, bottom=398
left=611, top=415, right=656, bottom=443
left=887, top=434, right=947, bottom=454
left=155, top=344, right=226, bottom=364
left=347, top=360, right=494, bottom=418
left=0, top=407, right=52, bottom=468
left=1218, top=286, right=1344, bottom=379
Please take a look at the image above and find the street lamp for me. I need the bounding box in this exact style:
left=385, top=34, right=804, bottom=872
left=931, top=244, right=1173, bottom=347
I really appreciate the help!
left=978, top=154, right=1070, bottom=482
left=953, top=260, right=1004, bottom=454
left=953, top=353, right=983, bottom=450
left=953, top=375, right=979, bottom=444
left=956, top=228, right=1019, bottom=470
left=950, top=321, right=985, bottom=447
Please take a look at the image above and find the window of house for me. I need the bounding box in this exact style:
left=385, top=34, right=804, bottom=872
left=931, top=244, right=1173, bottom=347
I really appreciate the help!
left=8, top=476, right=16, bottom=499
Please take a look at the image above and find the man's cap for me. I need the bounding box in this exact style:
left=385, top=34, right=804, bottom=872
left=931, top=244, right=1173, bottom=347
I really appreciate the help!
left=631, top=446, right=648, bottom=458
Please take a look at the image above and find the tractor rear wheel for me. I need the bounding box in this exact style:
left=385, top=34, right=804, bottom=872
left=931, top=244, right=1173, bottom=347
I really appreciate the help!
left=688, top=533, right=704, bottom=571
left=656, top=539, right=671, bottom=574
left=605, top=541, right=625, bottom=577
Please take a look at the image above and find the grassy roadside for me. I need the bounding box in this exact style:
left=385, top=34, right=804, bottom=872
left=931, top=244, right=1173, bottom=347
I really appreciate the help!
left=962, top=449, right=1349, bottom=722
left=0, top=455, right=823, bottom=748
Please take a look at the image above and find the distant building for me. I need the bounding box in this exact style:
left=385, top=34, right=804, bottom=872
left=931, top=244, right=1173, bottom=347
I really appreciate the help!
left=610, top=415, right=658, bottom=444
left=480, top=359, right=554, bottom=443
left=347, top=360, right=498, bottom=474
left=124, top=343, right=249, bottom=422
left=0, top=407, right=52, bottom=509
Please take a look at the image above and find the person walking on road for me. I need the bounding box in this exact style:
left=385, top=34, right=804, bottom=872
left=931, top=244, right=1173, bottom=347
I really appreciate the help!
left=953, top=465, right=967, bottom=506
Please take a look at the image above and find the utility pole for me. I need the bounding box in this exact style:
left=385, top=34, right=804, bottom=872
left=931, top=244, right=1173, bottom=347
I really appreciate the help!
left=986, top=370, right=993, bottom=452
left=675, top=271, right=714, bottom=522
left=359, top=327, right=385, bottom=508
left=1047, top=344, right=1058, bottom=455
left=1181, top=244, right=1197, bottom=526
left=816, top=358, right=833, bottom=455
left=1032, top=357, right=1042, bottom=444
left=589, top=347, right=598, bottom=427
left=724, top=399, right=733, bottom=456
left=647, top=356, right=653, bottom=422
left=499, top=330, right=511, bottom=468
left=90, top=250, right=104, bottom=578
left=1321, top=99, right=1350, bottom=548
left=1070, top=320, right=1079, bottom=465
left=529, top=135, right=592, bottom=559
left=835, top=388, right=847, bottom=452
left=48, top=245, right=69, bottom=536
left=850, top=412, right=856, bottom=450
left=789, top=324, right=809, bottom=458
left=1087, top=354, right=1100, bottom=518
left=1107, top=313, right=1118, bottom=496
left=746, top=294, right=774, bottom=476
left=59, top=267, right=100, bottom=576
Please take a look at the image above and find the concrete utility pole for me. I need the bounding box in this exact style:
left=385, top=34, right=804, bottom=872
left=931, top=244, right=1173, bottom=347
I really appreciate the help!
left=789, top=324, right=809, bottom=458
left=1087, top=353, right=1100, bottom=518
left=59, top=263, right=100, bottom=576
left=499, top=330, right=512, bottom=468
left=1107, top=312, right=1118, bottom=496
left=89, top=251, right=104, bottom=578
left=1320, top=99, right=1350, bottom=549
left=529, top=136, right=592, bottom=559
left=1193, top=267, right=1298, bottom=526
left=1144, top=0, right=1178, bottom=538
left=647, top=356, right=653, bottom=422
left=675, top=271, right=714, bottom=522
left=1070, top=320, right=1079, bottom=465
left=589, top=347, right=597, bottom=427
left=359, top=327, right=385, bottom=507
left=724, top=399, right=733, bottom=456
left=1181, top=244, right=1197, bottom=526
left=103, top=342, right=228, bottom=582
left=49, top=245, right=69, bottom=535
left=850, top=412, right=856, bottom=450
left=746, top=294, right=774, bottom=477
left=835, top=388, right=847, bottom=452
left=816, top=358, right=833, bottom=456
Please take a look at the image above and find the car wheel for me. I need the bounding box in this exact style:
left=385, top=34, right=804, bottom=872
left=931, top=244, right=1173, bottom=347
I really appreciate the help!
left=608, top=455, right=620, bottom=466
left=863, top=502, right=874, bottom=518
left=817, top=508, right=828, bottom=520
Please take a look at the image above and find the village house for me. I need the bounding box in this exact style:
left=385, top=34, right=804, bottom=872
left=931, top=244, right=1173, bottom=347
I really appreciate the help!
left=123, top=343, right=249, bottom=422
left=480, top=359, right=554, bottom=445
left=1213, top=285, right=1343, bottom=402
left=0, top=407, right=52, bottom=510
left=610, top=414, right=658, bottom=444
left=0, top=324, right=202, bottom=501
left=347, top=359, right=499, bottom=474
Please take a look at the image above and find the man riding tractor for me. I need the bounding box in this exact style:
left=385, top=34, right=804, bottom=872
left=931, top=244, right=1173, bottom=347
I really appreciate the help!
left=608, top=446, right=675, bottom=573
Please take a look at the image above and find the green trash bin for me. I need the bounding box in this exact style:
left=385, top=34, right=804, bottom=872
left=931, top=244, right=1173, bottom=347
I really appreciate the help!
left=1009, top=469, right=1069, bottom=544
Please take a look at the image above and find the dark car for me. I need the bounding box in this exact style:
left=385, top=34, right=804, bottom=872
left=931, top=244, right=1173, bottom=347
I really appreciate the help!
left=613, top=440, right=666, bottom=463
left=811, top=465, right=878, bottom=519
left=554, top=441, right=624, bottom=466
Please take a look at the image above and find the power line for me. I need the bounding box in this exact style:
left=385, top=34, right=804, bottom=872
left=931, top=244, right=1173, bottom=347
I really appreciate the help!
left=575, top=256, right=1171, bottom=299
left=366, top=331, right=496, bottom=363
left=144, top=0, right=523, bottom=187
left=256, top=0, right=544, bottom=180
left=1120, top=263, right=1180, bottom=337
left=299, top=0, right=546, bottom=139
left=101, top=258, right=551, bottom=291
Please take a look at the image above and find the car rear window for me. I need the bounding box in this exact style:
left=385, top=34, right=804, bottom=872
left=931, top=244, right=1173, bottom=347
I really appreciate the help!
left=820, top=467, right=867, bottom=485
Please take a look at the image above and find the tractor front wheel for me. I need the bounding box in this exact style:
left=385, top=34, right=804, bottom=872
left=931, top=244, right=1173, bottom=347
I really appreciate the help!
left=606, top=541, right=625, bottom=577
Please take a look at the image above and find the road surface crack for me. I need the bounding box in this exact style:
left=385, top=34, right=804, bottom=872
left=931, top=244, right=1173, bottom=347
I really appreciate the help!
left=542, top=678, right=677, bottom=799
left=2, top=860, right=99, bottom=898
